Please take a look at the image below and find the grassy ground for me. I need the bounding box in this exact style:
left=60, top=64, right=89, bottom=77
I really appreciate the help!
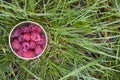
left=0, top=0, right=120, bottom=80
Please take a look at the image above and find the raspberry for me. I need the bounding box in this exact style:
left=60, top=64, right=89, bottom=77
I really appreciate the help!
left=35, top=45, right=43, bottom=55
left=16, top=49, right=23, bottom=57
left=36, top=36, right=46, bottom=45
left=36, top=35, right=46, bottom=49
left=18, top=35, right=24, bottom=43
left=21, top=42, right=29, bottom=52
left=24, top=33, right=31, bottom=41
left=31, top=32, right=41, bottom=41
left=41, top=43, right=46, bottom=49
left=21, top=27, right=29, bottom=33
left=29, top=41, right=36, bottom=49
left=11, top=39, right=21, bottom=50
left=13, top=28, right=21, bottom=37
left=29, top=24, right=41, bottom=32
left=23, top=50, right=34, bottom=58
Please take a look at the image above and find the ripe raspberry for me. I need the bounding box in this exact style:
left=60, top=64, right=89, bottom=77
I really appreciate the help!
left=31, top=32, right=41, bottom=41
left=13, top=28, right=21, bottom=37
left=16, top=49, right=23, bottom=57
left=24, top=33, right=31, bottom=41
left=21, top=42, right=29, bottom=52
left=36, top=36, right=46, bottom=45
left=35, top=45, right=43, bottom=55
left=18, top=35, right=24, bottom=43
left=23, top=50, right=34, bottom=58
left=41, top=43, right=46, bottom=49
left=11, top=39, right=21, bottom=50
left=29, top=41, right=36, bottom=49
left=29, top=24, right=41, bottom=32
left=21, top=27, right=29, bottom=33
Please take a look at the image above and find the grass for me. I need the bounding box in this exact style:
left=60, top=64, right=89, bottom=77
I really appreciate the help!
left=0, top=0, right=120, bottom=80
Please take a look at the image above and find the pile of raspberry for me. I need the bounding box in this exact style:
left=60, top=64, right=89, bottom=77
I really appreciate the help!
left=11, top=24, right=46, bottom=58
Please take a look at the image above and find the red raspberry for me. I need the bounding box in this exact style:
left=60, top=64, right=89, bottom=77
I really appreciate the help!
left=41, top=43, right=46, bottom=49
left=21, top=42, right=29, bottom=52
left=35, top=45, right=43, bottom=55
left=18, top=35, right=24, bottom=43
left=11, top=39, right=21, bottom=50
left=29, top=41, right=36, bottom=49
left=36, top=36, right=46, bottom=45
left=13, top=28, right=21, bottom=37
left=23, top=50, right=34, bottom=58
left=29, top=24, right=41, bottom=32
left=24, top=33, right=31, bottom=41
left=31, top=32, right=41, bottom=41
left=16, top=49, right=23, bottom=57
left=21, top=27, right=29, bottom=33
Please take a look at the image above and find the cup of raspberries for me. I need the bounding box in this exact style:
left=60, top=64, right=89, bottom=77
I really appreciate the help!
left=9, top=21, right=47, bottom=60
